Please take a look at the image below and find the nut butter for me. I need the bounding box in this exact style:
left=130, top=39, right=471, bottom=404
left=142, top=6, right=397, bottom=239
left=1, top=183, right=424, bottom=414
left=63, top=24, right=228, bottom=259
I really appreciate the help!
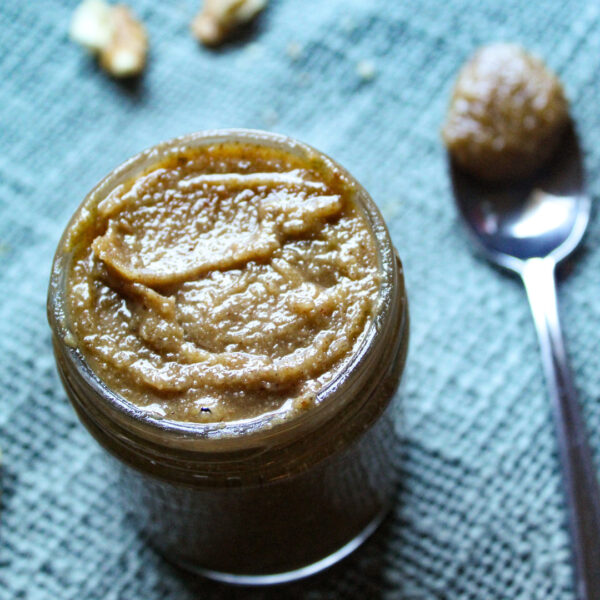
left=48, top=130, right=409, bottom=583
left=442, top=44, right=569, bottom=182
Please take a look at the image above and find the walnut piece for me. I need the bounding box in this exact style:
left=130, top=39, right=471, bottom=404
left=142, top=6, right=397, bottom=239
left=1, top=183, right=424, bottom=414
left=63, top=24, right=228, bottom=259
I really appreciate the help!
left=70, top=0, right=113, bottom=52
left=100, top=6, right=148, bottom=77
left=191, top=0, right=267, bottom=46
left=70, top=0, right=148, bottom=78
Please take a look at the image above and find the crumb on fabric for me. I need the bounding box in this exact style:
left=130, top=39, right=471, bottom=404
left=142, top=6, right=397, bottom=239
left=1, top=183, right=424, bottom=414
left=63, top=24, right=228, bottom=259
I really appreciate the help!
left=356, top=59, right=376, bottom=81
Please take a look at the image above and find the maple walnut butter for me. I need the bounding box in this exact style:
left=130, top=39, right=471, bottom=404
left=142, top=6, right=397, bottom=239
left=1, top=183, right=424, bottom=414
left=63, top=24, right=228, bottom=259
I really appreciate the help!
left=442, top=44, right=569, bottom=182
left=65, top=140, right=380, bottom=424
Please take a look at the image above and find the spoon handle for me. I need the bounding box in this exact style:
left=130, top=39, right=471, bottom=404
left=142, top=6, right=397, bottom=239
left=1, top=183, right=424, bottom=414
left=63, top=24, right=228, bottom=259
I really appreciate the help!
left=521, top=257, right=600, bottom=600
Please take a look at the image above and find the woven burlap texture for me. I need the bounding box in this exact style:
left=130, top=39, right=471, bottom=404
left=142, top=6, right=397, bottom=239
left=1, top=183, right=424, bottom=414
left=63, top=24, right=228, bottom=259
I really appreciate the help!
left=2, top=0, right=600, bottom=598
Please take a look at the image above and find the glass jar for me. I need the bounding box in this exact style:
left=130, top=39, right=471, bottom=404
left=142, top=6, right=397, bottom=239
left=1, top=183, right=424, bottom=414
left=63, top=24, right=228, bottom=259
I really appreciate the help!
left=47, top=130, right=409, bottom=584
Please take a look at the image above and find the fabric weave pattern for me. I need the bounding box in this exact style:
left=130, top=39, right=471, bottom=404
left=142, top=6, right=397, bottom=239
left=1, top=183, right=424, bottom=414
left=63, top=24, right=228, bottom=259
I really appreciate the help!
left=1, top=1, right=600, bottom=598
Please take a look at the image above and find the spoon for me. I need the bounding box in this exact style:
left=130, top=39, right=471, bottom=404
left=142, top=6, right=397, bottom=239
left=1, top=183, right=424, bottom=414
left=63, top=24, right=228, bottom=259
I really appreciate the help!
left=450, top=124, right=600, bottom=600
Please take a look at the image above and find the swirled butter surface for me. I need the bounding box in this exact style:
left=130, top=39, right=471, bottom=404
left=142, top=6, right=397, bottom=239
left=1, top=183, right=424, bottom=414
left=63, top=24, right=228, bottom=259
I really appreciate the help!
left=66, top=141, right=380, bottom=423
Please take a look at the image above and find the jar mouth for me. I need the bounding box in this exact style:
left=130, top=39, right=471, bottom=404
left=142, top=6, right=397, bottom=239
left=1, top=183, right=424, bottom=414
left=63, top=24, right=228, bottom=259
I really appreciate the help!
left=48, top=129, right=401, bottom=448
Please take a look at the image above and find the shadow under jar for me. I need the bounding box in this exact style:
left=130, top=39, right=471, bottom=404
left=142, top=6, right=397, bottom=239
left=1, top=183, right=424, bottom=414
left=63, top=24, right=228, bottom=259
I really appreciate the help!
left=47, top=130, right=409, bottom=584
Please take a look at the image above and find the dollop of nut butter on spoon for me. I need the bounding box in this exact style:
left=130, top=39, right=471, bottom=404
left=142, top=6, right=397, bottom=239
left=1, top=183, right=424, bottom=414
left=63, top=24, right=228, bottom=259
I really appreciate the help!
left=444, top=44, right=600, bottom=600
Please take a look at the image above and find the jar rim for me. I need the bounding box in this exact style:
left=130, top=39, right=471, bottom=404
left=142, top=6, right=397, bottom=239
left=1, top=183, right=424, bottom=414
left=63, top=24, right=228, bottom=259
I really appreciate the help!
left=48, top=128, right=403, bottom=451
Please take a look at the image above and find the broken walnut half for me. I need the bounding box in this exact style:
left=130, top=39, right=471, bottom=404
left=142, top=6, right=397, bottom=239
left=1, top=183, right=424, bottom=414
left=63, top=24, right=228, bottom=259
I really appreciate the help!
left=191, top=0, right=267, bottom=46
left=70, top=0, right=148, bottom=78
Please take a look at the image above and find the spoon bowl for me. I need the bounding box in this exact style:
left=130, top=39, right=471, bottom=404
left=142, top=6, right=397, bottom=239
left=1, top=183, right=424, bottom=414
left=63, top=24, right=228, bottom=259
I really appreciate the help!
left=451, top=123, right=590, bottom=273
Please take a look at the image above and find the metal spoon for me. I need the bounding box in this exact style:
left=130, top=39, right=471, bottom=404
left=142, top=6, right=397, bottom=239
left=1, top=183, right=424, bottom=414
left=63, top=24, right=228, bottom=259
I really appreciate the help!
left=450, top=124, right=600, bottom=600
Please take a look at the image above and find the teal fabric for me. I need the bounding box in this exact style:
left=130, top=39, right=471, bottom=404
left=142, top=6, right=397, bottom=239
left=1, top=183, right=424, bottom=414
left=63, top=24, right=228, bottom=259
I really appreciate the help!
left=2, top=1, right=600, bottom=598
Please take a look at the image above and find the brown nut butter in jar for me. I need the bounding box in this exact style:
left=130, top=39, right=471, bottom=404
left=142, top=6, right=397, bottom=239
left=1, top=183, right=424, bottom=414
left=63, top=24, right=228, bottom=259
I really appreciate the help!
left=47, top=130, right=409, bottom=584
